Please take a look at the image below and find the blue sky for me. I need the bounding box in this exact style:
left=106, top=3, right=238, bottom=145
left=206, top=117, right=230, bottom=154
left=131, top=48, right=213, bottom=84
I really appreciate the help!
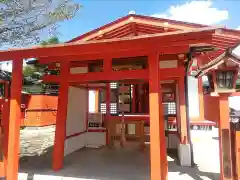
left=57, top=0, right=240, bottom=42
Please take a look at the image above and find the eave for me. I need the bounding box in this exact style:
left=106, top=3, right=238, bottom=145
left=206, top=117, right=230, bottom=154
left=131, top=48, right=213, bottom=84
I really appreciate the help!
left=195, top=46, right=240, bottom=77
left=0, top=26, right=218, bottom=62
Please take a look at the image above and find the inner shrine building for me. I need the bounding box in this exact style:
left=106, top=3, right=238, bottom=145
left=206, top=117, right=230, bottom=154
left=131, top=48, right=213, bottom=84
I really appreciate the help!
left=0, top=14, right=240, bottom=180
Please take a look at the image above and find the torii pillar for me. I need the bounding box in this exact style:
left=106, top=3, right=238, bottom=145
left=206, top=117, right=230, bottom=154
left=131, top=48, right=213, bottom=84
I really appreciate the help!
left=218, top=94, right=233, bottom=180
left=149, top=53, right=168, bottom=180
left=6, top=59, right=23, bottom=180
left=52, top=62, right=70, bottom=171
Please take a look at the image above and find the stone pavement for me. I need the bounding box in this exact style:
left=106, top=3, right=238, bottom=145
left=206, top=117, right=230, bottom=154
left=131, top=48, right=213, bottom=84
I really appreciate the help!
left=18, top=127, right=220, bottom=180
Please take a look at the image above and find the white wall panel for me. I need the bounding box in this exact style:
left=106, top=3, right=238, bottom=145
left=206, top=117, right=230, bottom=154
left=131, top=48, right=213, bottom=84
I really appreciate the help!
left=187, top=76, right=200, bottom=118
left=70, top=67, right=88, bottom=74
left=66, top=87, right=87, bottom=136
left=64, top=86, right=88, bottom=156
left=229, top=96, right=240, bottom=110
left=159, top=60, right=178, bottom=69
left=85, top=132, right=106, bottom=148
left=64, top=133, right=86, bottom=156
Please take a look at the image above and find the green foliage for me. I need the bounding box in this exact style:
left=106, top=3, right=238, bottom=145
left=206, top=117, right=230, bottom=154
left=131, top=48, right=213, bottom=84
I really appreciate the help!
left=23, top=65, right=37, bottom=77
left=41, top=36, right=60, bottom=46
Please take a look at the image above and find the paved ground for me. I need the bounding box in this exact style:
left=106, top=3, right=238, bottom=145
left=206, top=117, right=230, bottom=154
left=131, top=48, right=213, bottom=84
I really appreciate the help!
left=18, top=127, right=220, bottom=180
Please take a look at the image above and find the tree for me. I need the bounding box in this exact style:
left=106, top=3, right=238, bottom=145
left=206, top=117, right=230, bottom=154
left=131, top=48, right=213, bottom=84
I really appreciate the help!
left=24, top=36, right=60, bottom=76
left=23, top=64, right=37, bottom=77
left=40, top=36, right=59, bottom=45
left=0, top=0, right=80, bottom=46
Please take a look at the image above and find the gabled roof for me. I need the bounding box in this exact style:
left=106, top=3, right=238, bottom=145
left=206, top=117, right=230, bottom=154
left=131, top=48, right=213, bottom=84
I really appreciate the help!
left=68, top=14, right=240, bottom=43
left=195, top=44, right=240, bottom=77
left=0, top=26, right=219, bottom=61
left=68, top=14, right=207, bottom=42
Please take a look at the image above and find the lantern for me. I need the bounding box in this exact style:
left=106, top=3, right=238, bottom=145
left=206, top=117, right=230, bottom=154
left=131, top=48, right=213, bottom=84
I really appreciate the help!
left=196, top=45, right=240, bottom=95
left=207, top=69, right=238, bottom=94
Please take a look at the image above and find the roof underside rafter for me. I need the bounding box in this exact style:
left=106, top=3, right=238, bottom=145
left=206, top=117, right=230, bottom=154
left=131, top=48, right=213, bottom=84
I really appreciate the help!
left=0, top=27, right=218, bottom=62
left=68, top=14, right=207, bottom=43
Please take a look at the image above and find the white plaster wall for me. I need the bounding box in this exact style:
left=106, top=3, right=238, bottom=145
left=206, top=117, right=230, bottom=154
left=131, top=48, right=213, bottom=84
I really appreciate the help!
left=159, top=60, right=178, bottom=69
left=64, top=133, right=86, bottom=156
left=85, top=132, right=106, bottom=148
left=89, top=90, right=96, bottom=113
left=229, top=96, right=240, bottom=110
left=70, top=66, right=88, bottom=74
left=187, top=76, right=200, bottom=118
left=64, top=86, right=88, bottom=156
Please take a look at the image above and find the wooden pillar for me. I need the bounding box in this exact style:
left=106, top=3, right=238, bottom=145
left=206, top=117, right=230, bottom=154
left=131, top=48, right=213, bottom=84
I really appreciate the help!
left=106, top=83, right=111, bottom=146
left=235, top=130, right=240, bottom=180
left=2, top=81, right=10, bottom=176
left=104, top=57, right=112, bottom=146
left=198, top=78, right=205, bottom=120
left=219, top=95, right=233, bottom=180
left=106, top=84, right=111, bottom=115
left=179, top=76, right=188, bottom=144
left=149, top=53, right=167, bottom=180
left=132, top=85, right=136, bottom=113
left=52, top=62, right=69, bottom=171
left=6, top=59, right=23, bottom=180
left=95, top=90, right=99, bottom=113
left=138, top=84, right=143, bottom=113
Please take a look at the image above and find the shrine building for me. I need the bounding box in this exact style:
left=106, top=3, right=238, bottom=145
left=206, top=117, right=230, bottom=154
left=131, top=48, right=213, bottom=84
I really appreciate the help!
left=0, top=14, right=240, bottom=180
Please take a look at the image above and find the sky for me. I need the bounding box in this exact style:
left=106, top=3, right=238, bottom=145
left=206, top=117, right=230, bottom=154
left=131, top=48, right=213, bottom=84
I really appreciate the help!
left=57, top=0, right=240, bottom=42
left=1, top=0, right=240, bottom=72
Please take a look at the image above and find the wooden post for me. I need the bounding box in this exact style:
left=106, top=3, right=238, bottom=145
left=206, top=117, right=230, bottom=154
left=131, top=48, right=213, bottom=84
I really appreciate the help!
left=2, top=82, right=10, bottom=176
left=132, top=85, right=136, bottom=113
left=95, top=90, right=99, bottom=113
left=198, top=78, right=205, bottom=120
left=52, top=62, right=69, bottom=171
left=219, top=95, right=233, bottom=180
left=6, top=59, right=23, bottom=180
left=149, top=53, right=167, bottom=180
left=106, top=83, right=111, bottom=146
left=235, top=130, right=240, bottom=180
left=179, top=76, right=188, bottom=144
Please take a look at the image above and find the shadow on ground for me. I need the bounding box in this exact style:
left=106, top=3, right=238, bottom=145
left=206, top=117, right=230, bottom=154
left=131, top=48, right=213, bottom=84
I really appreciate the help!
left=19, top=145, right=220, bottom=180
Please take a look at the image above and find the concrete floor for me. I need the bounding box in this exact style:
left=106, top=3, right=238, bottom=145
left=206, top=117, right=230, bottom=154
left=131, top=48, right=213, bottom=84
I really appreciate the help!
left=19, top=129, right=220, bottom=180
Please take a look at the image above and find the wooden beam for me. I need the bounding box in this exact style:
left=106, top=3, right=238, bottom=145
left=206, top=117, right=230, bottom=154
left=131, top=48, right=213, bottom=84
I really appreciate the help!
left=148, top=52, right=167, bottom=180
left=38, top=50, right=148, bottom=64
left=6, top=59, right=23, bottom=180
left=52, top=61, right=70, bottom=171
left=42, top=67, right=186, bottom=84
left=0, top=29, right=215, bottom=61
left=159, top=67, right=185, bottom=80
left=43, top=69, right=149, bottom=83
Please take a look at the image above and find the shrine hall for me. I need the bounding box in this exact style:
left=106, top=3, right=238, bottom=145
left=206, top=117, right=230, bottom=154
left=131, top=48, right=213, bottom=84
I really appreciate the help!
left=0, top=14, right=240, bottom=180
